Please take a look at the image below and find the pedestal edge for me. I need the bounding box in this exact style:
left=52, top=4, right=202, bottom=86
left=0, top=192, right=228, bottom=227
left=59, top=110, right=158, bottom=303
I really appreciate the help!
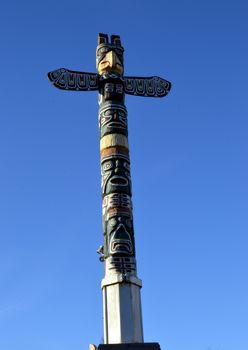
left=98, top=342, right=161, bottom=350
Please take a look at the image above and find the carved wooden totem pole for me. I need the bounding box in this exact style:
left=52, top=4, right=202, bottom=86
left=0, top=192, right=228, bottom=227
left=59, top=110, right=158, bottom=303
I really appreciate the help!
left=48, top=33, right=171, bottom=350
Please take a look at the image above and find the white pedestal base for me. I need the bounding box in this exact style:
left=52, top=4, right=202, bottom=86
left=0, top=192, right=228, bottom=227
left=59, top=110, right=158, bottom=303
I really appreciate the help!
left=102, top=276, right=144, bottom=344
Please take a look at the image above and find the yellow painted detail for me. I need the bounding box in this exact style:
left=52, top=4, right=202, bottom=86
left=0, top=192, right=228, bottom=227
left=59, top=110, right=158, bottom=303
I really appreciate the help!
left=98, top=50, right=123, bottom=75
left=100, top=134, right=129, bottom=151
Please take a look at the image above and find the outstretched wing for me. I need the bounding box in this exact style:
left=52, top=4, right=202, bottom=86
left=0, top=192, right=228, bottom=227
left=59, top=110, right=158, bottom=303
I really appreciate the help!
left=48, top=68, right=99, bottom=91
left=124, top=76, right=171, bottom=97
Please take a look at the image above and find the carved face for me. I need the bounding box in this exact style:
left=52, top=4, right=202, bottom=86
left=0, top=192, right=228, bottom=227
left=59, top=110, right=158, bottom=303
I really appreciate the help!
left=99, top=104, right=127, bottom=136
left=101, top=157, right=131, bottom=196
left=102, top=193, right=134, bottom=257
left=107, top=216, right=134, bottom=255
left=96, top=41, right=124, bottom=75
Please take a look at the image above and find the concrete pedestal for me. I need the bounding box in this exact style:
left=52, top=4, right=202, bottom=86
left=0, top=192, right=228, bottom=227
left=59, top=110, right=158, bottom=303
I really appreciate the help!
left=102, top=275, right=143, bottom=343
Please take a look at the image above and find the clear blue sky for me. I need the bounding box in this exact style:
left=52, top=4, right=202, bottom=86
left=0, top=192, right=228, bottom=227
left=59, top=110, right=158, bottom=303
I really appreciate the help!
left=0, top=1, right=247, bottom=350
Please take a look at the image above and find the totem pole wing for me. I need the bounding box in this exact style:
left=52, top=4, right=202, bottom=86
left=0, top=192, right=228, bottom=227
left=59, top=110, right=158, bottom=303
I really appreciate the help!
left=47, top=68, right=99, bottom=91
left=124, top=76, right=171, bottom=97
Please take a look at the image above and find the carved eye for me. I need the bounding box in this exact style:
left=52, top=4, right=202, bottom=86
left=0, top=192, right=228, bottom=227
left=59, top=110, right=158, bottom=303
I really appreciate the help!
left=119, top=112, right=126, bottom=120
left=115, top=49, right=123, bottom=56
left=123, top=162, right=130, bottom=170
left=103, top=161, right=113, bottom=171
left=105, top=110, right=113, bottom=116
left=100, top=47, right=109, bottom=54
left=97, top=46, right=109, bottom=59
left=109, top=218, right=117, bottom=226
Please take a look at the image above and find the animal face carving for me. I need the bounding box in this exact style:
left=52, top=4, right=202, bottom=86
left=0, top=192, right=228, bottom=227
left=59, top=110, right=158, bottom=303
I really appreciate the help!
left=96, top=33, right=124, bottom=75
left=107, top=217, right=134, bottom=255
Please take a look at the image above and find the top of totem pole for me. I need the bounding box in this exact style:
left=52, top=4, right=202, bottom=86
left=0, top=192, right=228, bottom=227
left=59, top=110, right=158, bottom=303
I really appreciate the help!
left=47, top=33, right=171, bottom=98
left=96, top=33, right=124, bottom=75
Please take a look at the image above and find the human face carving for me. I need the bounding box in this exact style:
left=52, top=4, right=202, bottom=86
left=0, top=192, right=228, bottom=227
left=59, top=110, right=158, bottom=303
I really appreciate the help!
left=101, top=158, right=131, bottom=196
left=100, top=105, right=127, bottom=136
left=108, top=217, right=134, bottom=255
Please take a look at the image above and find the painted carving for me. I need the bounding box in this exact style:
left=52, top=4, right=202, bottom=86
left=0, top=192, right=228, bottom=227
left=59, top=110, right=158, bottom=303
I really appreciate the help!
left=108, top=218, right=134, bottom=255
left=48, top=68, right=98, bottom=91
left=96, top=34, right=124, bottom=76
left=102, top=193, right=133, bottom=256
left=99, top=103, right=127, bottom=137
left=101, top=81, right=124, bottom=102
left=102, top=208, right=134, bottom=257
left=47, top=32, right=171, bottom=274
left=106, top=256, right=137, bottom=275
left=47, top=68, right=171, bottom=97
left=101, top=156, right=131, bottom=196
left=124, top=76, right=171, bottom=97
left=103, top=193, right=132, bottom=220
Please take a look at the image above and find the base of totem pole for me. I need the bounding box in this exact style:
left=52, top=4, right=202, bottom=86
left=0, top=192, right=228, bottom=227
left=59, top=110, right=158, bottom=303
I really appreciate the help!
left=97, top=343, right=161, bottom=350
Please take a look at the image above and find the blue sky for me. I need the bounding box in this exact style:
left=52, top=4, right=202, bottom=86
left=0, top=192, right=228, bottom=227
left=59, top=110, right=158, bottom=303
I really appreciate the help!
left=0, top=1, right=247, bottom=350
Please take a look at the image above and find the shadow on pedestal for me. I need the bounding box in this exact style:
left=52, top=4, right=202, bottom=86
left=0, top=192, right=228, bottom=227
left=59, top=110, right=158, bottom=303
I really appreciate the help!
left=97, top=343, right=161, bottom=350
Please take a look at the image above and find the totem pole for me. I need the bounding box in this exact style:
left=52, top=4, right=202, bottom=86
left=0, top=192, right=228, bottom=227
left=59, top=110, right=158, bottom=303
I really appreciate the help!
left=48, top=33, right=171, bottom=349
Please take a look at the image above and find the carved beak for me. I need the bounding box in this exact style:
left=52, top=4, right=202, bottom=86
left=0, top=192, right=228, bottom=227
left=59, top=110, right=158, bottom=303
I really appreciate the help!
left=98, top=50, right=123, bottom=75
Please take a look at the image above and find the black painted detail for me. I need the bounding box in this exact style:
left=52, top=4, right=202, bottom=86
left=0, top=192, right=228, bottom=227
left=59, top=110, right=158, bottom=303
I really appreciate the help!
left=124, top=76, right=171, bottom=97
left=98, top=343, right=162, bottom=350
left=47, top=68, right=98, bottom=91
